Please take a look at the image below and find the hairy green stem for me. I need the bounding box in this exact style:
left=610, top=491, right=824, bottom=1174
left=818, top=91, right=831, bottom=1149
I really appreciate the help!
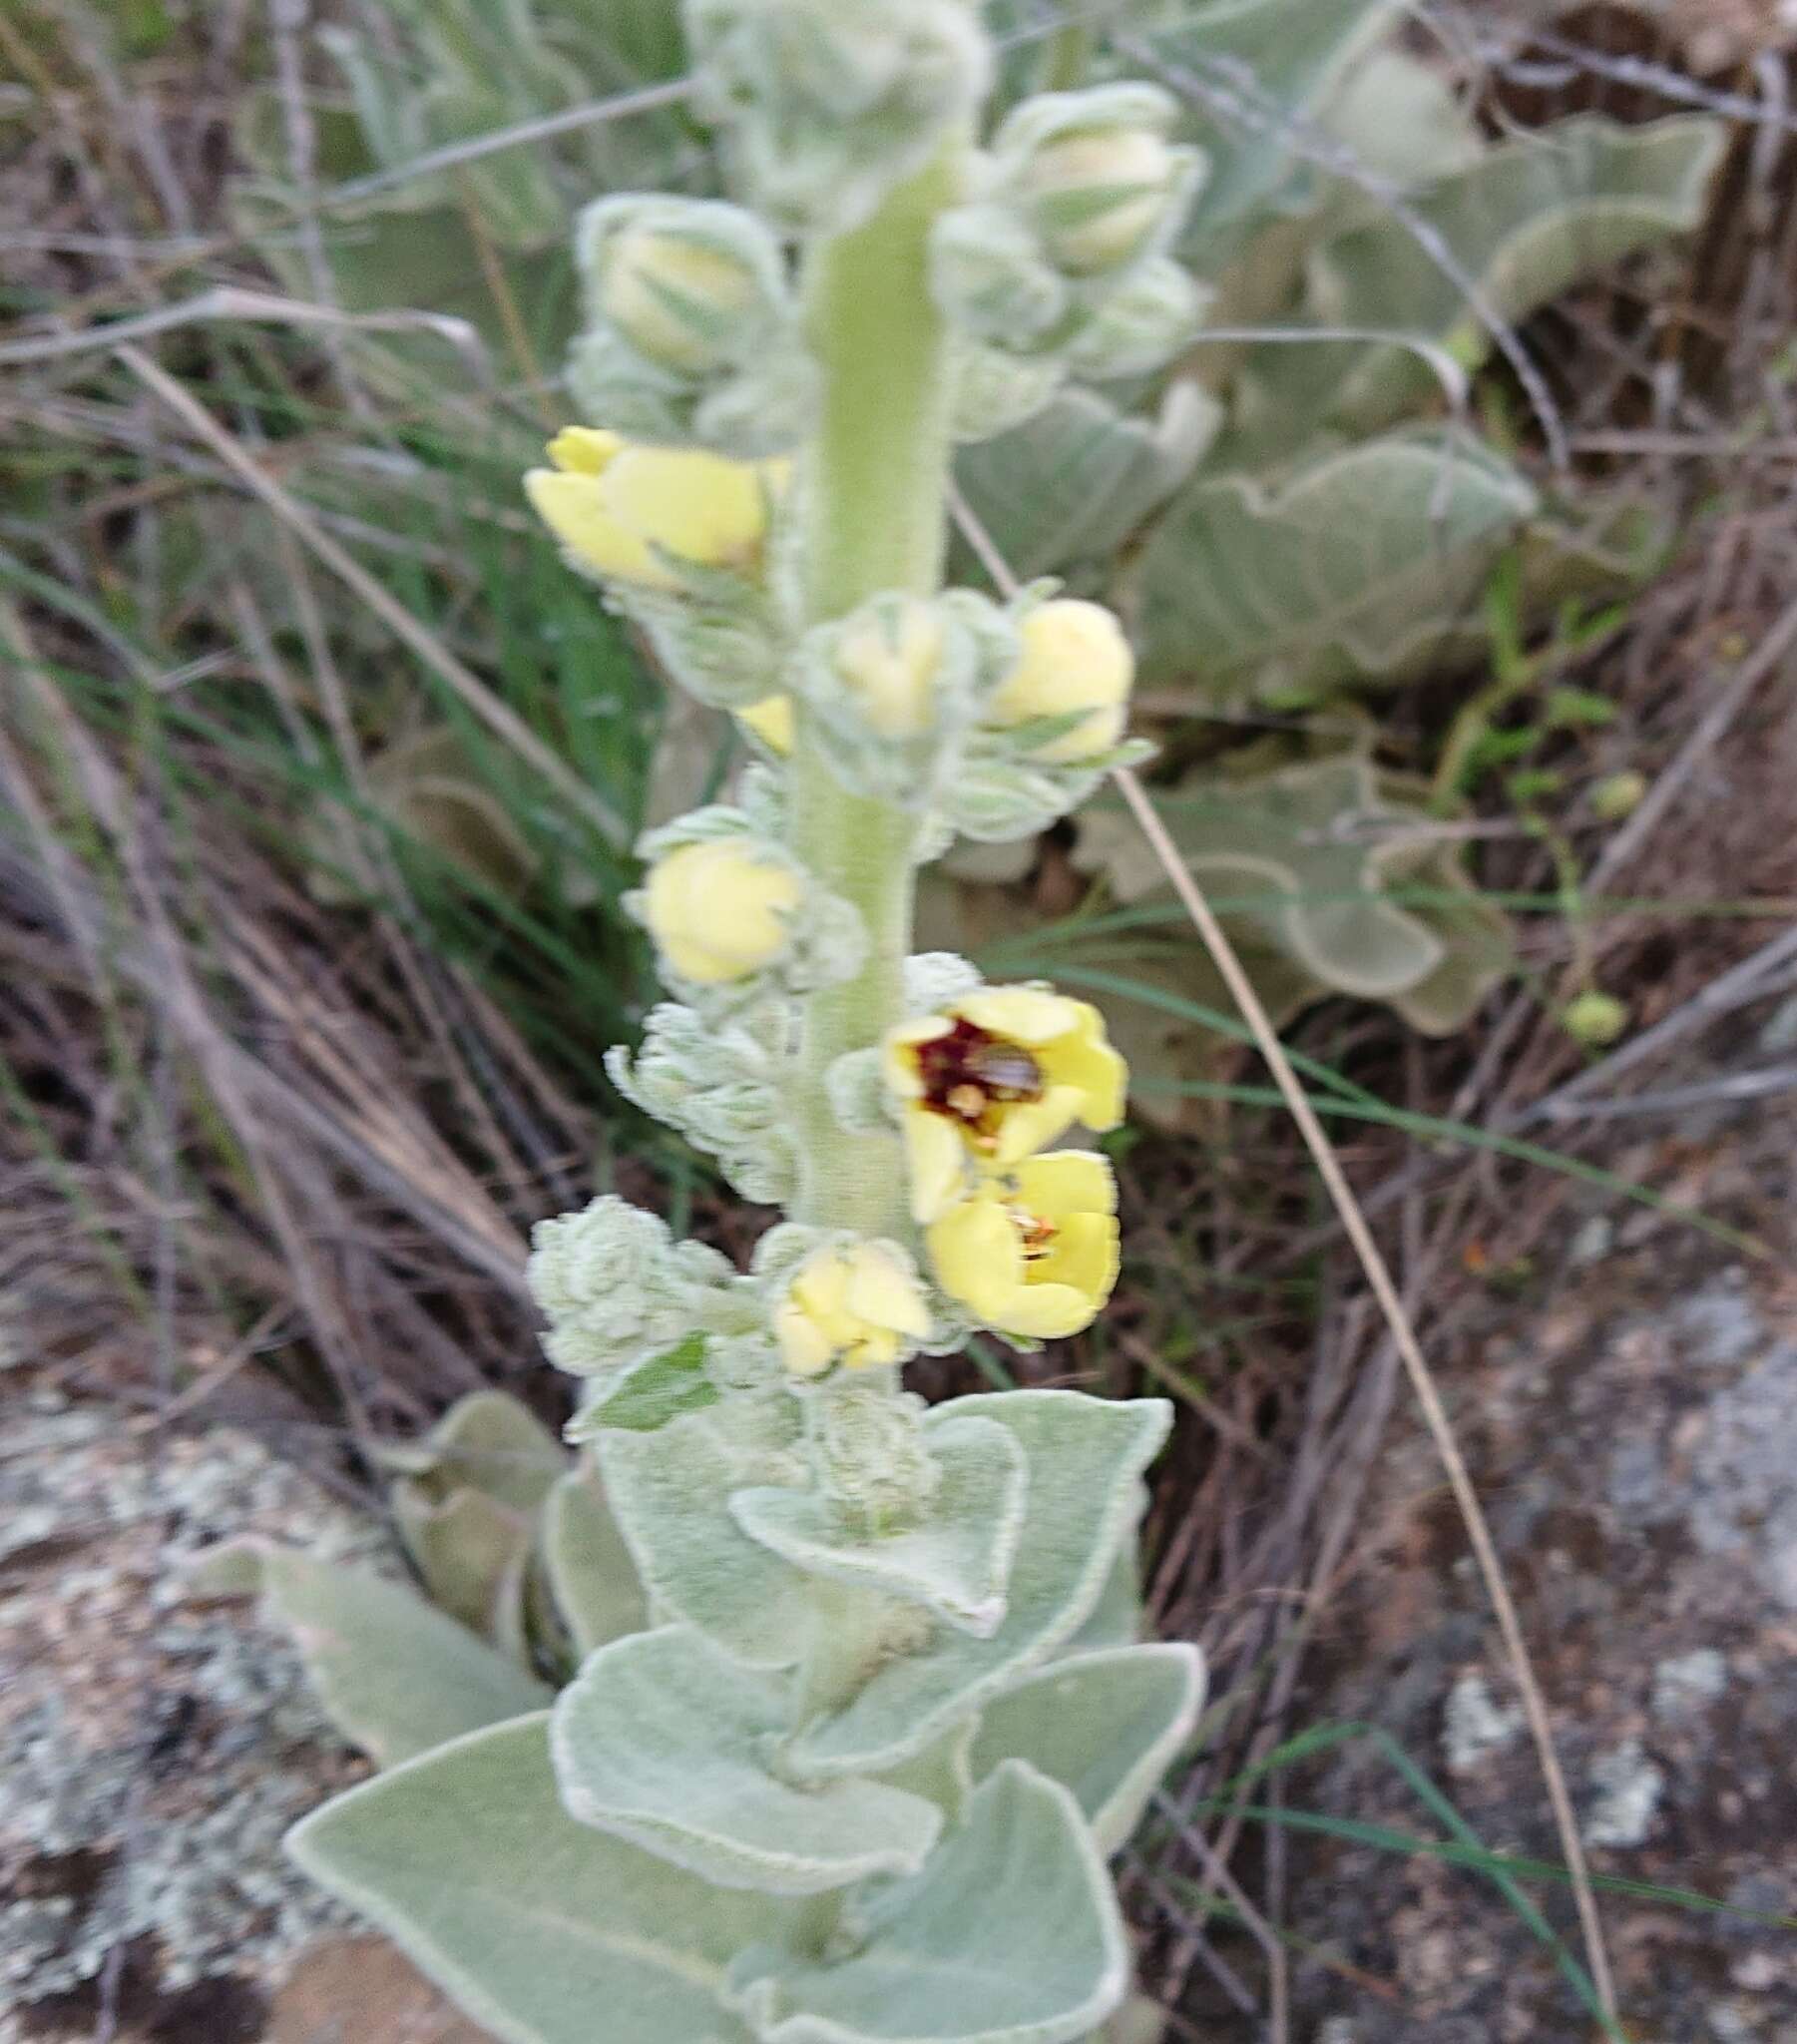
left=788, top=140, right=966, bottom=1233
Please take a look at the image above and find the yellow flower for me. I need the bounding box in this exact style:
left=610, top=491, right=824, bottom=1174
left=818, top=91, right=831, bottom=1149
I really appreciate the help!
left=928, top=1152, right=1120, bottom=1341
left=1022, top=128, right=1178, bottom=276
left=773, top=1242, right=933, bottom=1378
left=736, top=692, right=794, bottom=756
left=986, top=599, right=1133, bottom=763
left=641, top=838, right=801, bottom=985
left=601, top=230, right=760, bottom=377
left=524, top=427, right=777, bottom=592
left=885, top=986, right=1127, bottom=1223
left=831, top=597, right=946, bottom=740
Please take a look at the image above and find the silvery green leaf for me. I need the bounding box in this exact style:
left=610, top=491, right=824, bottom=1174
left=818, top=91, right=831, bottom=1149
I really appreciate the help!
left=552, top=1626, right=942, bottom=1893
left=1144, top=0, right=1402, bottom=258
left=599, top=1408, right=815, bottom=1670
left=1316, top=45, right=1484, bottom=191
left=873, top=1716, right=979, bottom=1823
left=727, top=1762, right=1129, bottom=2044
left=540, top=1462, right=649, bottom=1658
left=1133, top=430, right=1536, bottom=701
left=197, top=1541, right=547, bottom=1767
left=385, top=1388, right=567, bottom=1513
left=788, top=1393, right=1172, bottom=1780
left=393, top=1485, right=533, bottom=1644
left=732, top=1412, right=1027, bottom=1637
left=1063, top=1515, right=1143, bottom=1654
left=288, top=1715, right=790, bottom=2044
left=969, top=1644, right=1204, bottom=1855
left=955, top=386, right=1212, bottom=579
left=1099, top=2000, right=1166, bottom=2044
left=1305, top=115, right=1725, bottom=433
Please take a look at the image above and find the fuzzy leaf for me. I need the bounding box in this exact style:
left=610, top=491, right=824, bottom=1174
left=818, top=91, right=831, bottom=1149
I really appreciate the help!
left=1098, top=2001, right=1166, bottom=2044
left=954, top=387, right=1216, bottom=580
left=1317, top=45, right=1484, bottom=191
left=1134, top=431, right=1537, bottom=702
left=288, top=1715, right=787, bottom=2044
left=1075, top=750, right=1514, bottom=1024
left=970, top=1645, right=1204, bottom=1855
left=728, top=1762, right=1128, bottom=2044
left=1315, top=115, right=1724, bottom=430
left=599, top=1409, right=816, bottom=1671
left=731, top=1413, right=1028, bottom=1638
left=392, top=1485, right=534, bottom=1645
left=788, top=1394, right=1172, bottom=1781
left=1146, top=0, right=1403, bottom=256
left=198, top=1541, right=548, bottom=1767
left=553, top=1625, right=942, bottom=1894
left=1063, top=1513, right=1145, bottom=1654
left=379, top=1388, right=566, bottom=1507
left=540, top=1462, right=649, bottom=1658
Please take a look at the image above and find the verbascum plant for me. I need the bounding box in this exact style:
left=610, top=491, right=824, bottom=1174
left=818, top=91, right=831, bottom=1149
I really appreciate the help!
left=266, top=10, right=1204, bottom=2043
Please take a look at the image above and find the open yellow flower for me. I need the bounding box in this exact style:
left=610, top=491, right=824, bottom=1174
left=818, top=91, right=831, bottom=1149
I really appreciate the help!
left=928, top=1151, right=1120, bottom=1341
left=524, top=427, right=778, bottom=592
left=885, top=985, right=1127, bottom=1222
left=735, top=692, right=794, bottom=756
left=985, top=599, right=1133, bottom=763
left=641, top=838, right=801, bottom=985
left=773, top=1241, right=933, bottom=1378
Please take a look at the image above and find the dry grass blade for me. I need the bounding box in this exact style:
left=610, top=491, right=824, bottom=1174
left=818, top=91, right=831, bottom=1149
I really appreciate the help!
left=115, top=344, right=630, bottom=851
left=1109, top=765, right=1621, bottom=2028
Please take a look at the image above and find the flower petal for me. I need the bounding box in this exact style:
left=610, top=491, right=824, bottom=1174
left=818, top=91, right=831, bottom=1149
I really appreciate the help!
left=905, top=1109, right=970, bottom=1225
left=955, top=986, right=1082, bottom=1045
left=845, top=1245, right=932, bottom=1340
left=1014, top=1150, right=1117, bottom=1219
left=992, top=1084, right=1085, bottom=1166
left=525, top=468, right=670, bottom=589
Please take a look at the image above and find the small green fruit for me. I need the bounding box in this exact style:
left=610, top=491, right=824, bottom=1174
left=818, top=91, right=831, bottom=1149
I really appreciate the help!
left=1564, top=990, right=1629, bottom=1046
left=1590, top=768, right=1648, bottom=822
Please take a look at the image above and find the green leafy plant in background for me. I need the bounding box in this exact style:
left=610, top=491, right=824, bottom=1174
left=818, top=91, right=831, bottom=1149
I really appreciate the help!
left=223, top=8, right=1222, bottom=2040
left=224, top=0, right=1722, bottom=1095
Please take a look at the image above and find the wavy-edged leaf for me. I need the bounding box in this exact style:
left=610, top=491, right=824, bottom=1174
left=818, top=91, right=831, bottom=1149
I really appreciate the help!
left=598, top=1409, right=816, bottom=1671
left=540, top=1461, right=649, bottom=1657
left=1145, top=0, right=1403, bottom=257
left=970, top=1645, right=1205, bottom=1856
left=197, top=1541, right=548, bottom=1766
left=552, top=1625, right=942, bottom=1894
left=381, top=1387, right=567, bottom=1511
left=1134, top=430, right=1537, bottom=702
left=288, top=1715, right=786, bottom=2044
left=788, top=1394, right=1172, bottom=1782
left=731, top=1413, right=1027, bottom=1638
left=1228, top=113, right=1726, bottom=461
left=727, top=1763, right=1129, bottom=2044
left=954, top=387, right=1217, bottom=580
left=1317, top=115, right=1724, bottom=430
left=391, top=1484, right=534, bottom=1645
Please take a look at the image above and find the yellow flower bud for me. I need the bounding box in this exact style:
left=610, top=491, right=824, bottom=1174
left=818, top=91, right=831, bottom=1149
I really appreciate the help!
left=831, top=598, right=948, bottom=741
left=985, top=599, right=1134, bottom=764
left=885, top=985, right=1127, bottom=1223
left=1564, top=990, right=1629, bottom=1047
left=640, top=838, right=802, bottom=985
left=773, top=1241, right=933, bottom=1378
left=601, top=229, right=762, bottom=377
left=1021, top=127, right=1178, bottom=277
left=736, top=692, right=794, bottom=757
left=524, top=427, right=778, bottom=592
left=927, top=1151, right=1120, bottom=1341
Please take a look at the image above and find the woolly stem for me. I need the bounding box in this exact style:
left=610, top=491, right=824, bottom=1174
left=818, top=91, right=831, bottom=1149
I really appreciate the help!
left=787, top=138, right=966, bottom=1233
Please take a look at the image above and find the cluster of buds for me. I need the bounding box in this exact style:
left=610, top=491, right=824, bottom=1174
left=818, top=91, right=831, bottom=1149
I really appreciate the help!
left=568, top=196, right=816, bottom=457
left=933, top=85, right=1209, bottom=440
left=686, top=0, right=990, bottom=236
left=606, top=1002, right=797, bottom=1207
left=628, top=801, right=866, bottom=1010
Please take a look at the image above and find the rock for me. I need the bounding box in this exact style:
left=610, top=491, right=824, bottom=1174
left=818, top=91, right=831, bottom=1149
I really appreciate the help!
left=1441, top=1672, right=1524, bottom=1776
left=0, top=1397, right=455, bottom=2042
left=1582, top=1737, right=1666, bottom=1849
left=1652, top=1648, right=1729, bottom=1723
